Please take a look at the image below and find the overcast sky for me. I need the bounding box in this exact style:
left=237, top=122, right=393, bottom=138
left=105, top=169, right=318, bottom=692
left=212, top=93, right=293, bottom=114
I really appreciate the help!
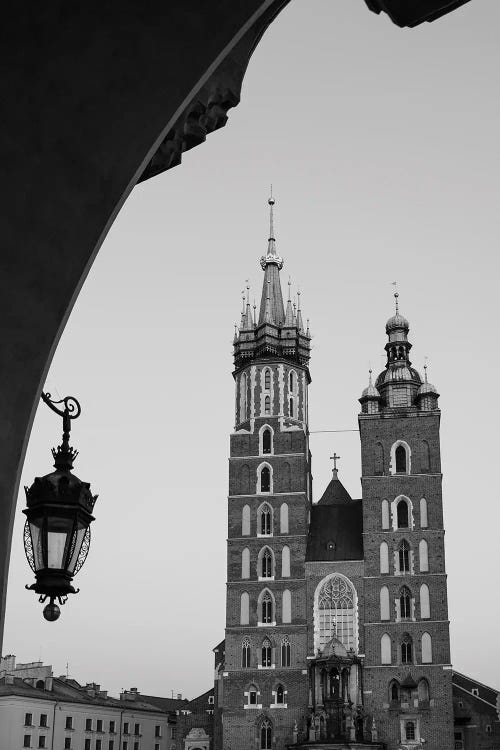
left=5, top=0, right=499, bottom=699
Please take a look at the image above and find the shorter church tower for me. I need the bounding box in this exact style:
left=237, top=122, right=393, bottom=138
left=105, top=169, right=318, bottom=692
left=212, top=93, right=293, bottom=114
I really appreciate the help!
left=222, top=198, right=312, bottom=750
left=359, top=293, right=453, bottom=750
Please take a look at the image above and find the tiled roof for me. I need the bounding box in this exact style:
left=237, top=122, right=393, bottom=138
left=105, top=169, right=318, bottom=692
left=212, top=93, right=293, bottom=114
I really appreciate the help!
left=452, top=671, right=499, bottom=714
left=317, top=475, right=353, bottom=506
left=140, top=694, right=189, bottom=713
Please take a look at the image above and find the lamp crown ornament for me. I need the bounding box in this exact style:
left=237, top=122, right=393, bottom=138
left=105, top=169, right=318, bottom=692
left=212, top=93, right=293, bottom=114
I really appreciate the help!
left=23, top=392, right=98, bottom=621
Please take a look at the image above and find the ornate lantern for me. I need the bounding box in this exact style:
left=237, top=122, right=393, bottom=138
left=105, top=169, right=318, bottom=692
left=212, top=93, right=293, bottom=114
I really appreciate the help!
left=23, top=393, right=97, bottom=621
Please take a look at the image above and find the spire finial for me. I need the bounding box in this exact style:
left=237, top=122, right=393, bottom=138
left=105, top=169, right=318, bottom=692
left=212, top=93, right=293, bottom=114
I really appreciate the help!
left=330, top=452, right=341, bottom=480
left=369, top=367, right=373, bottom=385
left=391, top=281, right=399, bottom=314
left=288, top=276, right=291, bottom=300
left=268, top=186, right=275, bottom=240
left=424, top=356, right=429, bottom=382
left=253, top=299, right=257, bottom=327
left=246, top=280, right=250, bottom=305
left=260, top=189, right=283, bottom=270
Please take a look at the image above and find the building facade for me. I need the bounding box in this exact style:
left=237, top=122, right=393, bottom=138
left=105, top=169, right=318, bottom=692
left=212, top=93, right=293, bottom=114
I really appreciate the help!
left=219, top=199, right=463, bottom=750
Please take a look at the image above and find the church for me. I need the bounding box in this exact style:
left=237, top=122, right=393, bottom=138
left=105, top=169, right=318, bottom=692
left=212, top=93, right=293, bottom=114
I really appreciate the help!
left=211, top=199, right=498, bottom=750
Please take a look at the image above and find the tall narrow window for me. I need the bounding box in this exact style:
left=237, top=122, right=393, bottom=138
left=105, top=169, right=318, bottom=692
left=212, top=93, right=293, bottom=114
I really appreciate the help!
left=418, top=679, right=430, bottom=703
left=264, top=395, right=271, bottom=416
left=260, top=720, right=272, bottom=750
left=276, top=684, right=285, bottom=704
left=259, top=503, right=272, bottom=535
left=289, top=397, right=294, bottom=418
left=380, top=586, right=390, bottom=621
left=281, top=546, right=291, bottom=577
left=421, top=440, right=431, bottom=472
left=421, top=632, right=432, bottom=663
left=381, top=500, right=390, bottom=529
left=240, top=592, right=249, bottom=625
left=395, top=444, right=407, bottom=473
left=260, top=466, right=271, bottom=493
left=261, top=548, right=273, bottom=578
left=242, top=505, right=250, bottom=536
left=420, top=498, right=428, bottom=528
left=261, top=638, right=272, bottom=667
left=264, top=369, right=271, bottom=391
left=261, top=591, right=273, bottom=624
left=282, top=589, right=292, bottom=623
left=381, top=633, right=392, bottom=664
left=380, top=542, right=389, bottom=574
left=401, top=633, right=413, bottom=664
left=398, top=540, right=410, bottom=574
left=281, top=636, right=291, bottom=667
left=248, top=685, right=258, bottom=705
left=400, top=586, right=412, bottom=619
left=405, top=722, right=416, bottom=741
left=420, top=584, right=430, bottom=619
left=241, top=547, right=250, bottom=579
left=262, top=429, right=272, bottom=454
left=280, top=503, right=289, bottom=534
left=397, top=500, right=409, bottom=529
left=242, top=638, right=251, bottom=668
left=240, top=464, right=250, bottom=494
left=289, top=371, right=295, bottom=391
left=240, top=373, right=247, bottom=423
left=419, top=539, right=429, bottom=572
left=374, top=442, right=384, bottom=475
left=390, top=681, right=400, bottom=703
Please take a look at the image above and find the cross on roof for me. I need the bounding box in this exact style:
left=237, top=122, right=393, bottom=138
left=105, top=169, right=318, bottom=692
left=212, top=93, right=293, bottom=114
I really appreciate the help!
left=330, top=452, right=341, bottom=471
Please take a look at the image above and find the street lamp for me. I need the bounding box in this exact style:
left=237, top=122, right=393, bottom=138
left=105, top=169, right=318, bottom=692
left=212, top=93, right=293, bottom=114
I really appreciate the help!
left=23, top=392, right=98, bottom=621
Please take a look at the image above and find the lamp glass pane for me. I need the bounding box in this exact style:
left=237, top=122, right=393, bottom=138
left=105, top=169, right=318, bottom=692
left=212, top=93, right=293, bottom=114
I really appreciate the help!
left=67, top=524, right=86, bottom=574
left=46, top=517, right=72, bottom=569
left=29, top=520, right=44, bottom=571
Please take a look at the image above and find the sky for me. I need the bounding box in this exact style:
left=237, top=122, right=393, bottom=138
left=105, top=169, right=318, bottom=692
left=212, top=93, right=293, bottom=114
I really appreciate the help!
left=4, top=0, right=500, bottom=699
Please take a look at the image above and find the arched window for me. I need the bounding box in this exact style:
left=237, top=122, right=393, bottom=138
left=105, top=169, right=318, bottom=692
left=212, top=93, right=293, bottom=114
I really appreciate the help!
left=261, top=638, right=272, bottom=667
left=401, top=633, right=413, bottom=664
left=395, top=444, right=407, bottom=472
left=420, top=583, right=430, bottom=619
left=258, top=503, right=272, bottom=536
left=418, top=679, right=430, bottom=703
left=374, top=442, right=384, bottom=475
left=264, top=368, right=271, bottom=391
left=240, top=592, right=249, bottom=625
left=281, top=636, right=291, bottom=667
left=282, top=462, right=291, bottom=492
left=421, top=440, right=431, bottom=472
left=240, top=464, right=250, bottom=495
left=397, top=499, right=409, bottom=529
left=289, top=370, right=295, bottom=391
left=241, top=638, right=251, bottom=668
left=280, top=503, right=289, bottom=534
left=247, top=684, right=258, bottom=706
left=419, top=539, right=429, bottom=572
left=405, top=721, right=416, bottom=741
left=398, top=540, right=410, bottom=574
left=289, top=397, right=294, bottom=418
left=276, top=684, right=285, bottom=704
left=382, top=499, right=390, bottom=529
left=281, top=546, right=290, bottom=577
left=36, top=679, right=45, bottom=689
left=421, top=632, right=432, bottom=663
left=242, top=504, right=250, bottom=536
left=282, top=589, right=292, bottom=623
left=262, top=428, right=272, bottom=454
left=259, top=547, right=274, bottom=579
left=420, top=497, right=428, bottom=528
left=260, top=590, right=274, bottom=624
left=380, top=586, right=390, bottom=621
left=380, top=542, right=389, bottom=574
left=260, top=719, right=272, bottom=750
left=400, top=586, right=412, bottom=620
left=389, top=680, right=400, bottom=703
left=316, top=574, right=357, bottom=652
left=381, top=633, right=392, bottom=665
left=241, top=547, right=250, bottom=579
left=264, top=395, right=271, bottom=416
left=260, top=465, right=271, bottom=493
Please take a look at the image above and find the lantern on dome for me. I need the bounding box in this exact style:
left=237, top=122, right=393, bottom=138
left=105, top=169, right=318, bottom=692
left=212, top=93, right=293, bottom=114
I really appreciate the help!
left=23, top=393, right=97, bottom=621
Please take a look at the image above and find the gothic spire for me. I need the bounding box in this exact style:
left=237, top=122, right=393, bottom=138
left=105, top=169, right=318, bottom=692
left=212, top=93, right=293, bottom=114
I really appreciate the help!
left=258, top=194, right=285, bottom=326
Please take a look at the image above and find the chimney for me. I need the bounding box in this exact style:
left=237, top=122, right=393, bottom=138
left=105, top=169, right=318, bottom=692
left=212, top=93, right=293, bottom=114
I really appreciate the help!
left=177, top=693, right=182, bottom=700
left=45, top=677, right=53, bottom=691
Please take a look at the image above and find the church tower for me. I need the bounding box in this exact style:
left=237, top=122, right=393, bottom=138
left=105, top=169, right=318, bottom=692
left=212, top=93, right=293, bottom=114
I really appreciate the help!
left=222, top=198, right=312, bottom=750
left=358, top=293, right=454, bottom=750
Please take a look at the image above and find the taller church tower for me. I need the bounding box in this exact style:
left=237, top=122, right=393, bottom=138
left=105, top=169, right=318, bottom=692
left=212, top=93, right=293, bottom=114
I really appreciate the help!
left=358, top=293, right=454, bottom=750
left=222, top=198, right=312, bottom=750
